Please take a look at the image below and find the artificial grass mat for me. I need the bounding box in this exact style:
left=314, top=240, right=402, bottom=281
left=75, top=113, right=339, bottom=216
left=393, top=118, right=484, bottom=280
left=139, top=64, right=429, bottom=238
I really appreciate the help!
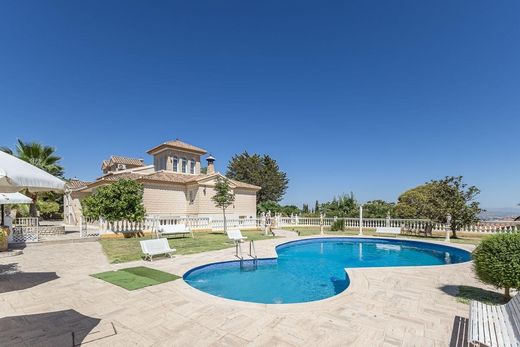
left=91, top=266, right=180, bottom=290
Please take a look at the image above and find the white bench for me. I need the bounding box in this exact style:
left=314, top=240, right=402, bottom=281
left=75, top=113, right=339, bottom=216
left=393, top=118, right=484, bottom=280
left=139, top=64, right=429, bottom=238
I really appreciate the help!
left=140, top=238, right=176, bottom=261
left=375, top=227, right=401, bottom=235
left=469, top=294, right=520, bottom=347
left=157, top=224, right=193, bottom=238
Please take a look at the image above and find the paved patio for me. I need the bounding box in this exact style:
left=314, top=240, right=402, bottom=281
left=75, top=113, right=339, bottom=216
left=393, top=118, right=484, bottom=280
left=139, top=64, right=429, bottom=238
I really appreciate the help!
left=0, top=233, right=486, bottom=346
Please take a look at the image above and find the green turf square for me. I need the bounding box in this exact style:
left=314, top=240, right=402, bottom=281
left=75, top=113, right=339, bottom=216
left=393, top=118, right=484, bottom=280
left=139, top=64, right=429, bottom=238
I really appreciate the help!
left=91, top=266, right=180, bottom=290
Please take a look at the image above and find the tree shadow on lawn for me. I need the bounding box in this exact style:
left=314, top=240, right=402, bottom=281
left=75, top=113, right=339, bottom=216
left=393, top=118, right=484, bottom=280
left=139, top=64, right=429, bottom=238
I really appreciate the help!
left=440, top=284, right=506, bottom=305
left=0, top=263, right=59, bottom=294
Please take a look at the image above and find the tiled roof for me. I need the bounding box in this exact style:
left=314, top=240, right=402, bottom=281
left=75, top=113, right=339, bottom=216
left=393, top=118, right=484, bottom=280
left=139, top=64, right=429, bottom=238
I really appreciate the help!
left=102, top=156, right=144, bottom=170
left=66, top=179, right=91, bottom=190
left=147, top=140, right=207, bottom=155
left=83, top=171, right=260, bottom=191
left=86, top=172, right=145, bottom=187
left=141, top=171, right=206, bottom=184
left=228, top=179, right=261, bottom=190
left=102, top=172, right=144, bottom=181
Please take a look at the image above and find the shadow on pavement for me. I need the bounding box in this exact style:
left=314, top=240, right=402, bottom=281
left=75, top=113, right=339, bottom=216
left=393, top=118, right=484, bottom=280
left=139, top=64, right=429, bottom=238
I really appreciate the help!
left=0, top=263, right=59, bottom=294
left=0, top=309, right=104, bottom=346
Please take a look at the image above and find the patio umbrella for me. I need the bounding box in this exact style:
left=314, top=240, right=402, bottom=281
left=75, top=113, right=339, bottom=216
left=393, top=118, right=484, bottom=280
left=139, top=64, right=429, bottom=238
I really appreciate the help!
left=0, top=151, right=65, bottom=193
left=0, top=192, right=33, bottom=225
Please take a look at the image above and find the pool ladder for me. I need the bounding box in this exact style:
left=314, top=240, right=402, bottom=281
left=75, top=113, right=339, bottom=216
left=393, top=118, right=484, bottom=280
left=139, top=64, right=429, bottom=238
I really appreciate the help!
left=235, top=240, right=257, bottom=260
left=236, top=241, right=258, bottom=270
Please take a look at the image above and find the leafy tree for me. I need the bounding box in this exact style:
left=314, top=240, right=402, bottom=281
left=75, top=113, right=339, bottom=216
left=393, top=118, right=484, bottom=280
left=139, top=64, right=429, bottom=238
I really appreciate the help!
left=363, top=200, right=395, bottom=218
left=257, top=200, right=281, bottom=215
left=314, top=200, right=320, bottom=214
left=302, top=204, right=309, bottom=214
left=473, top=233, right=520, bottom=300
left=394, top=176, right=482, bottom=238
left=280, top=205, right=301, bottom=216
left=226, top=152, right=288, bottom=204
left=36, top=200, right=60, bottom=219
left=81, top=180, right=146, bottom=222
left=1, top=140, right=64, bottom=217
left=321, top=193, right=358, bottom=218
left=211, top=176, right=235, bottom=232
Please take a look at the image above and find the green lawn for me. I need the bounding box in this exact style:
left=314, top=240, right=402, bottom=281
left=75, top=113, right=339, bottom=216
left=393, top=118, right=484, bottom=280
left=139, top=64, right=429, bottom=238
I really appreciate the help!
left=100, top=230, right=275, bottom=263
left=281, top=227, right=484, bottom=245
left=91, top=266, right=180, bottom=290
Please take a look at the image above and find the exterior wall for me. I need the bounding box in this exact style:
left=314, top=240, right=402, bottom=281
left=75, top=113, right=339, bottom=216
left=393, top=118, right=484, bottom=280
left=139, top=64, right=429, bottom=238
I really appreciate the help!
left=233, top=189, right=257, bottom=218
left=193, top=185, right=257, bottom=219
left=195, top=185, right=229, bottom=216
left=186, top=185, right=199, bottom=215
left=152, top=149, right=201, bottom=175
left=143, top=183, right=187, bottom=215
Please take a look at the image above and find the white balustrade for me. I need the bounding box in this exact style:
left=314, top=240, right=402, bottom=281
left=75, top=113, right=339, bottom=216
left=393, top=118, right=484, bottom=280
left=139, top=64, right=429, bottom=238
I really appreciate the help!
left=81, top=213, right=520, bottom=237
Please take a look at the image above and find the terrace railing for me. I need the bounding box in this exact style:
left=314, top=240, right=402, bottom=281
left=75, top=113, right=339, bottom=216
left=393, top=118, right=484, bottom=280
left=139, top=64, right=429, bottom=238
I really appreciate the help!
left=79, top=214, right=520, bottom=238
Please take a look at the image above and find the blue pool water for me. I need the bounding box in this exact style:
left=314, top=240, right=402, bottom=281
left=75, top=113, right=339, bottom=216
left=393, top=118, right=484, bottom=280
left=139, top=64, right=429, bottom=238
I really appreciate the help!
left=183, top=238, right=471, bottom=304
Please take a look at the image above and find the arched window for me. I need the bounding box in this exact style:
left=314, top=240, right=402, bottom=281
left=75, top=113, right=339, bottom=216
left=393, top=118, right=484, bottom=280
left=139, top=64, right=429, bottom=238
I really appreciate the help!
left=190, top=159, right=196, bottom=174
left=173, top=156, right=178, bottom=172
left=181, top=158, right=187, bottom=173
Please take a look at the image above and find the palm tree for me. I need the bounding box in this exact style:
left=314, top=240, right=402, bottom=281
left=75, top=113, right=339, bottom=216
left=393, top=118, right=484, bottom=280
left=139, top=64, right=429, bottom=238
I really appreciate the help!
left=1, top=140, right=64, bottom=217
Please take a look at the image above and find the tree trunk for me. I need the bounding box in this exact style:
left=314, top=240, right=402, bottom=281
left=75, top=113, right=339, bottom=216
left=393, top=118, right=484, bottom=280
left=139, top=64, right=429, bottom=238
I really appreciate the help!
left=222, top=207, right=227, bottom=234
left=505, top=287, right=511, bottom=301
left=451, top=228, right=458, bottom=239
left=28, top=192, right=38, bottom=218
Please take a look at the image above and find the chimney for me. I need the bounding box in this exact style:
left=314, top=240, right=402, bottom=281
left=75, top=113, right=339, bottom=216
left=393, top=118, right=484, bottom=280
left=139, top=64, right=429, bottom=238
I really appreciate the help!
left=206, top=155, right=215, bottom=174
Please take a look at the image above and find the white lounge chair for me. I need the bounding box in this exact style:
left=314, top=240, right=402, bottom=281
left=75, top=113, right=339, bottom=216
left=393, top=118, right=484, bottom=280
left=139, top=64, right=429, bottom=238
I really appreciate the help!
left=469, top=293, right=520, bottom=347
left=140, top=238, right=176, bottom=261
left=375, top=227, right=401, bottom=235
left=157, top=224, right=193, bottom=238
left=226, top=229, right=247, bottom=242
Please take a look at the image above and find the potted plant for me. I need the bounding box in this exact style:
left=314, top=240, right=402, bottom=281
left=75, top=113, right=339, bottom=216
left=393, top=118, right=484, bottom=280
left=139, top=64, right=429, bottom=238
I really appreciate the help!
left=0, top=225, right=10, bottom=251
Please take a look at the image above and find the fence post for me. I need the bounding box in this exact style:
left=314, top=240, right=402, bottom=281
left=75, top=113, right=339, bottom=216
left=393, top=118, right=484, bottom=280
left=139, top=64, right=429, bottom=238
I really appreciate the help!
left=359, top=205, right=363, bottom=236
left=320, top=213, right=324, bottom=235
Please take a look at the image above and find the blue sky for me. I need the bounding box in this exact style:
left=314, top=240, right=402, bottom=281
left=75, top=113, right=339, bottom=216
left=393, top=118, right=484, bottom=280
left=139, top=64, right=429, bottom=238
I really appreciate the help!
left=1, top=0, right=519, bottom=209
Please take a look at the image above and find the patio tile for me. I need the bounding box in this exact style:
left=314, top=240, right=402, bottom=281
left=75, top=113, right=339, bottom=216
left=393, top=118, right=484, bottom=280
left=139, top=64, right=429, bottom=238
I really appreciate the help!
left=0, top=236, right=486, bottom=346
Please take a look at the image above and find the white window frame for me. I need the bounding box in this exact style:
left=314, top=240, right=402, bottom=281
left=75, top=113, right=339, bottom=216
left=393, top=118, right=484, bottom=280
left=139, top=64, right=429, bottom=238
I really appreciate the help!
left=181, top=157, right=187, bottom=173
left=173, top=156, right=178, bottom=172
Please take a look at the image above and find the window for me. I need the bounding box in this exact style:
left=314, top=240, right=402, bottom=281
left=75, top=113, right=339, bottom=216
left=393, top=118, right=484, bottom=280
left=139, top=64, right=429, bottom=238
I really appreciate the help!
left=173, top=156, right=178, bottom=172
left=190, top=159, right=196, bottom=174
left=181, top=158, right=187, bottom=173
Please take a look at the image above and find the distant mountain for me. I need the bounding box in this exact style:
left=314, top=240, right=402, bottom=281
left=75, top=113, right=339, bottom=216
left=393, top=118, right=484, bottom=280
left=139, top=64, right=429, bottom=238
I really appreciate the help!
left=480, top=207, right=520, bottom=221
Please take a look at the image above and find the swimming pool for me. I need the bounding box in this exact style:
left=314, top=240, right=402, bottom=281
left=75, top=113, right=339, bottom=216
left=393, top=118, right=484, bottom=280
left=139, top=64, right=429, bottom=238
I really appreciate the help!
left=183, top=238, right=472, bottom=304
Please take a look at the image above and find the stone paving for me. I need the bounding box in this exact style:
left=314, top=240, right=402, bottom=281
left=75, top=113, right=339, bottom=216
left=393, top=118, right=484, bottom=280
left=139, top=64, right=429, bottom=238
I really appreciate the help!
left=0, top=232, right=487, bottom=346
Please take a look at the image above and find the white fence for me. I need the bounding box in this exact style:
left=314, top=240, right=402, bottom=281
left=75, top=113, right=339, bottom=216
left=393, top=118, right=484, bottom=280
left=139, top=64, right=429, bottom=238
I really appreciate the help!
left=78, top=214, right=520, bottom=238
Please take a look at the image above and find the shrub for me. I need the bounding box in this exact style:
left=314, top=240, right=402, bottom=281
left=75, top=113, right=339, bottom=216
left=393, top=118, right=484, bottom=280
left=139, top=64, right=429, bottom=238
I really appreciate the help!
left=81, top=180, right=146, bottom=222
left=473, top=233, right=520, bottom=300
left=330, top=219, right=345, bottom=231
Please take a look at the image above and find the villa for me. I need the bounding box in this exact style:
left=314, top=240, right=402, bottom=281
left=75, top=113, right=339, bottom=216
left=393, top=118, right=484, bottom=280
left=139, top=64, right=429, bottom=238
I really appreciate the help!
left=64, top=140, right=260, bottom=224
